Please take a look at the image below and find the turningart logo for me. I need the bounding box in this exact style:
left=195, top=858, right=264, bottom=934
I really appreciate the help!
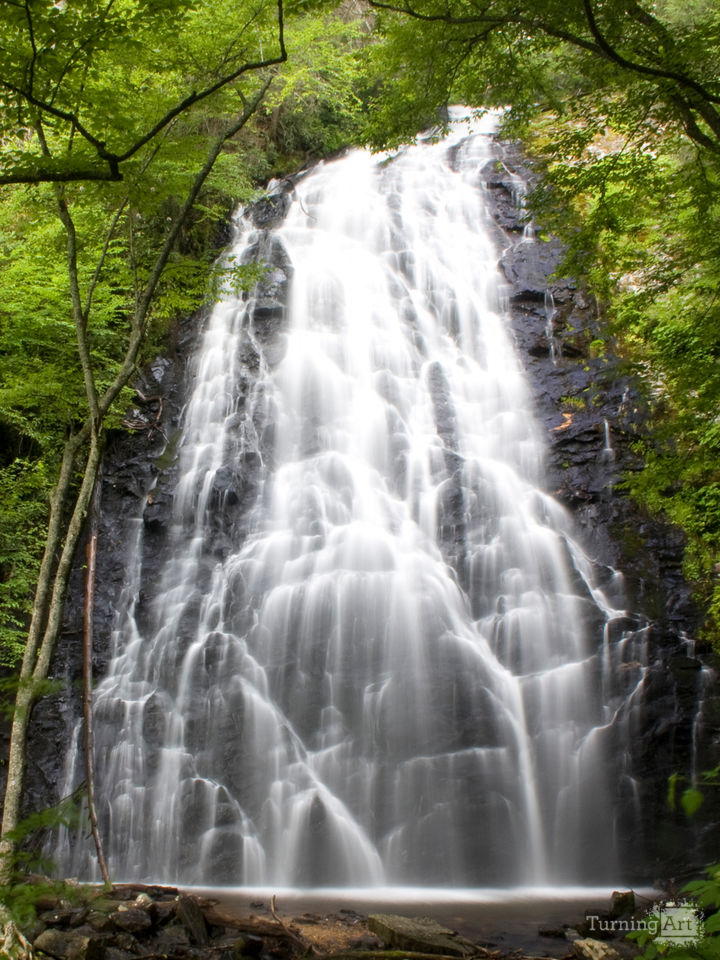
left=585, top=898, right=705, bottom=947
left=655, top=900, right=705, bottom=947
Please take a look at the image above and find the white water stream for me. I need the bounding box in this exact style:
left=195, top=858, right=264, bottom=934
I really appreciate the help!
left=57, top=111, right=647, bottom=887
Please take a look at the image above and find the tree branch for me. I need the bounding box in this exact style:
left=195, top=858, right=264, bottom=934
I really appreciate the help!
left=114, top=0, right=287, bottom=163
left=84, top=199, right=129, bottom=320
left=23, top=0, right=37, bottom=95
left=98, top=77, right=274, bottom=423
left=0, top=0, right=287, bottom=185
left=581, top=0, right=720, bottom=106
left=0, top=165, right=122, bottom=184
left=672, top=94, right=720, bottom=153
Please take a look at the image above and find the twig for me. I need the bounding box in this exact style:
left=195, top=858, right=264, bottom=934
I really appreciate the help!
left=270, top=895, right=320, bottom=956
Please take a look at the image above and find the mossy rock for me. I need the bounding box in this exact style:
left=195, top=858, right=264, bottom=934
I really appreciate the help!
left=367, top=915, right=475, bottom=958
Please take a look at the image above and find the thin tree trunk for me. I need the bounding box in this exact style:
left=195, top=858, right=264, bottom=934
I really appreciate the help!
left=0, top=436, right=102, bottom=885
left=82, top=483, right=110, bottom=885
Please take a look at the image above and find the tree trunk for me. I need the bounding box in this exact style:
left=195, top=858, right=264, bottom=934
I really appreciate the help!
left=0, top=436, right=102, bottom=885
left=82, top=487, right=110, bottom=885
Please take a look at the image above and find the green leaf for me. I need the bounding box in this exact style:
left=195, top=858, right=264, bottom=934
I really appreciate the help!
left=681, top=788, right=705, bottom=818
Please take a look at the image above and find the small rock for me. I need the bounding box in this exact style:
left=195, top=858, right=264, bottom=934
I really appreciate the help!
left=152, top=899, right=177, bottom=925
left=573, top=938, right=622, bottom=960
left=151, top=924, right=191, bottom=952
left=109, top=932, right=139, bottom=953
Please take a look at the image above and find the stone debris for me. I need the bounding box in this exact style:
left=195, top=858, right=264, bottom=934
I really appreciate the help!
left=573, top=938, right=622, bottom=960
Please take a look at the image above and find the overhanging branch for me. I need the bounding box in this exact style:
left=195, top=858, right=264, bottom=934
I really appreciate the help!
left=1, top=0, right=287, bottom=186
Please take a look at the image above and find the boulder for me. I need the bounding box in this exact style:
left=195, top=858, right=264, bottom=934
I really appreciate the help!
left=367, top=914, right=475, bottom=957
left=175, top=895, right=209, bottom=946
left=109, top=907, right=153, bottom=935
left=33, top=929, right=105, bottom=960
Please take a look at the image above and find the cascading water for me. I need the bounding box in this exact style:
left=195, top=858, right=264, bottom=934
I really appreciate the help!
left=57, top=110, right=648, bottom=888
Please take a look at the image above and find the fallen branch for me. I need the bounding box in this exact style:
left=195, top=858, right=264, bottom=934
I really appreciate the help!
left=270, top=895, right=320, bottom=956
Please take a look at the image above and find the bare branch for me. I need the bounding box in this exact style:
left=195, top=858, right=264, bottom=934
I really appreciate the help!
left=84, top=199, right=129, bottom=319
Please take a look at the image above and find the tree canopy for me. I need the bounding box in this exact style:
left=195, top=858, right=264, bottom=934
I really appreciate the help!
left=0, top=0, right=288, bottom=184
left=365, top=0, right=720, bottom=153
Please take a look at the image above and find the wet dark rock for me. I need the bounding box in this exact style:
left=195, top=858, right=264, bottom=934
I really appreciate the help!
left=110, top=908, right=154, bottom=935
left=502, top=238, right=564, bottom=301
left=176, top=895, right=210, bottom=946
left=427, top=361, right=458, bottom=450
left=34, top=928, right=106, bottom=960
left=248, top=190, right=291, bottom=228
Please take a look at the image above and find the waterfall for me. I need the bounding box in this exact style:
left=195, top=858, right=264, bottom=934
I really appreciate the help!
left=57, top=109, right=648, bottom=888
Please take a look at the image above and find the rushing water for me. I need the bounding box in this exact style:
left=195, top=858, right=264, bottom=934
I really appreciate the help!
left=57, top=110, right=648, bottom=887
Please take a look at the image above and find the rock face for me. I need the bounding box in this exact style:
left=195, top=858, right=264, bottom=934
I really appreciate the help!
left=480, top=141, right=720, bottom=878
left=20, top=144, right=719, bottom=883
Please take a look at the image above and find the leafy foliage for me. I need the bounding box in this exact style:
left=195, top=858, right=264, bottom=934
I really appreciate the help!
left=628, top=864, right=720, bottom=959
left=0, top=802, right=86, bottom=925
